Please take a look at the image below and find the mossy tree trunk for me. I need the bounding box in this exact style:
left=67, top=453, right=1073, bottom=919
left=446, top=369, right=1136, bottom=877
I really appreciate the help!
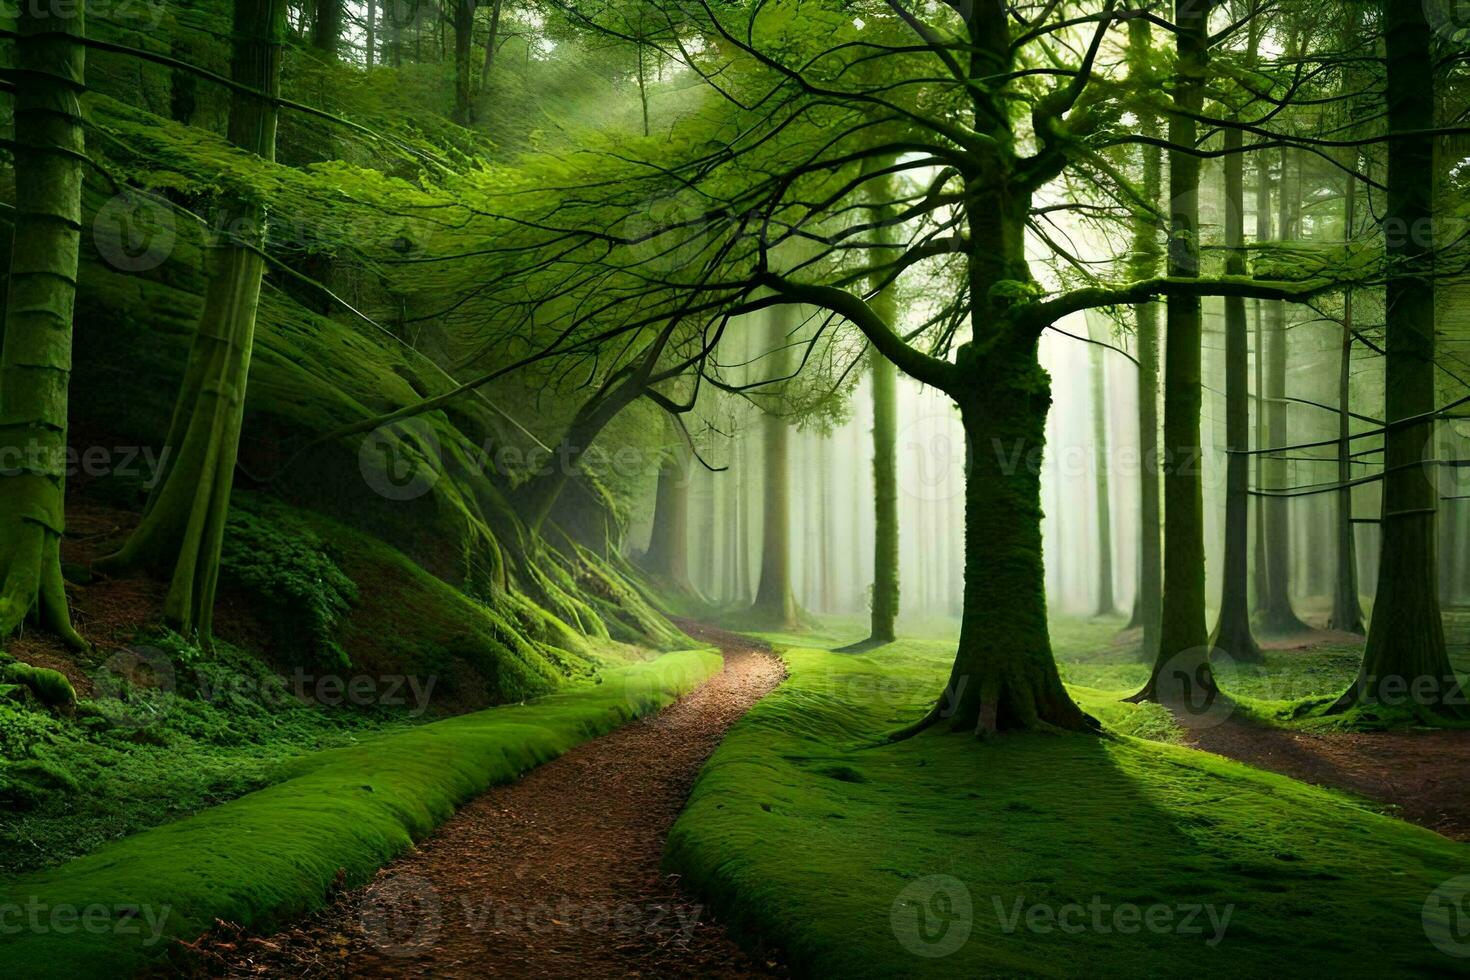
left=930, top=339, right=1093, bottom=734
left=1338, top=0, right=1462, bottom=715
left=0, top=0, right=87, bottom=647
left=868, top=347, right=900, bottom=642
left=101, top=0, right=285, bottom=642
left=1210, top=126, right=1263, bottom=662
left=864, top=172, right=901, bottom=645
left=1135, top=0, right=1217, bottom=704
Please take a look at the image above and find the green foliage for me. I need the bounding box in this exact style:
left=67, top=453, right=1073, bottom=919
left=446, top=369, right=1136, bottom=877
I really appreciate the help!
left=665, top=634, right=1470, bottom=978
left=220, top=496, right=358, bottom=670
left=0, top=649, right=721, bottom=979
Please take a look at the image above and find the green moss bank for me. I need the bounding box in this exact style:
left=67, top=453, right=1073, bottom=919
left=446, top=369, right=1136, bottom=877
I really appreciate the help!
left=665, top=637, right=1470, bottom=978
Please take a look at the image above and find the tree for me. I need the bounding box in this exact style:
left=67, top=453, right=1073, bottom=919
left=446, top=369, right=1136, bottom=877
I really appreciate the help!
left=1210, top=15, right=1264, bottom=664
left=1088, top=337, right=1117, bottom=617
left=100, top=0, right=287, bottom=642
left=1336, top=0, right=1463, bottom=716
left=749, top=312, right=801, bottom=630
left=313, top=0, right=342, bottom=57
left=1329, top=168, right=1366, bottom=634
left=1134, top=0, right=1219, bottom=705
left=643, top=422, right=698, bottom=596
left=1124, top=15, right=1163, bottom=662
left=0, top=0, right=88, bottom=649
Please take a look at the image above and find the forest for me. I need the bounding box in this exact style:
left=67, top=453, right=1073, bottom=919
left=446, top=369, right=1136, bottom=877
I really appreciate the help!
left=0, top=0, right=1467, bottom=976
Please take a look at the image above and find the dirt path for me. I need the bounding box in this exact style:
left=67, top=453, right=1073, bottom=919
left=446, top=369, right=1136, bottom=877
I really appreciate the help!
left=205, top=622, right=786, bottom=978
left=1181, top=719, right=1470, bottom=841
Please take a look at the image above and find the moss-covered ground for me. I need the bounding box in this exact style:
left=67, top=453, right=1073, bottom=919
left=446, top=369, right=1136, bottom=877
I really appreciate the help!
left=664, top=621, right=1470, bottom=978
left=0, top=648, right=720, bottom=979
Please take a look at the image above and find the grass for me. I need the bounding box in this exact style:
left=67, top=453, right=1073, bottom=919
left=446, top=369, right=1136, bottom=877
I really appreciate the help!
left=0, top=648, right=721, bottom=979
left=664, top=627, right=1470, bottom=978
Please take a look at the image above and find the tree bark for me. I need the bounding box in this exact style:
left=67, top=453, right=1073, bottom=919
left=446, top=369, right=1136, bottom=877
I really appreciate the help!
left=1135, top=0, right=1218, bottom=705
left=1210, top=126, right=1263, bottom=662
left=0, top=0, right=88, bottom=647
left=312, top=0, right=341, bottom=57
left=453, top=0, right=474, bottom=125
left=478, top=0, right=504, bottom=93
left=1338, top=0, right=1462, bottom=715
left=100, top=0, right=285, bottom=642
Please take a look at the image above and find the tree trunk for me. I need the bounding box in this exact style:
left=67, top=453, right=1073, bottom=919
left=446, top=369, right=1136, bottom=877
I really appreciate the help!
left=1089, top=342, right=1116, bottom=617
left=0, top=0, right=87, bottom=648
left=312, top=0, right=340, bottom=57
left=868, top=349, right=900, bottom=642
left=1210, top=126, right=1263, bottom=662
left=366, top=0, right=376, bottom=67
left=924, top=345, right=1093, bottom=734
left=478, top=0, right=503, bottom=93
left=1124, top=15, right=1162, bottom=660
left=1258, top=148, right=1311, bottom=636
left=1338, top=0, right=1462, bottom=715
left=1135, top=0, right=1217, bottom=705
left=453, top=0, right=474, bottom=125
left=100, top=0, right=285, bottom=642
left=645, top=432, right=694, bottom=593
left=1330, top=174, right=1366, bottom=633
left=750, top=316, right=799, bottom=630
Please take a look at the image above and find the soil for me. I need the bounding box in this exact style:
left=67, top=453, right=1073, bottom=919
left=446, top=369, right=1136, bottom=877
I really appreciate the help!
left=197, top=621, right=787, bottom=978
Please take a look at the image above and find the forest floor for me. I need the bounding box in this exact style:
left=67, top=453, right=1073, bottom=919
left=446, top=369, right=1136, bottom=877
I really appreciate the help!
left=202, top=622, right=787, bottom=979
left=1180, top=720, right=1470, bottom=840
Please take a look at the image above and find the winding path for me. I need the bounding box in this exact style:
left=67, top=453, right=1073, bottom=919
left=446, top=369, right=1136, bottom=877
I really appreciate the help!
left=211, top=622, right=785, bottom=978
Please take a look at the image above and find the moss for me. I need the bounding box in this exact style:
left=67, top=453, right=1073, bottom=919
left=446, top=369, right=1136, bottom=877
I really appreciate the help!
left=0, top=648, right=721, bottom=978
left=1, top=663, right=77, bottom=711
left=665, top=634, right=1470, bottom=978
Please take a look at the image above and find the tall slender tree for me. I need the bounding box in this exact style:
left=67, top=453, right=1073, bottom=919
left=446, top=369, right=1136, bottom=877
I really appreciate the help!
left=1134, top=0, right=1218, bottom=704
left=1330, top=170, right=1366, bottom=633
left=750, top=313, right=800, bottom=630
left=100, top=0, right=287, bottom=641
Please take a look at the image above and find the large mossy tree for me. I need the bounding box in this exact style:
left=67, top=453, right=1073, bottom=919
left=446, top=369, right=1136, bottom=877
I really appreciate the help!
left=0, top=0, right=88, bottom=648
